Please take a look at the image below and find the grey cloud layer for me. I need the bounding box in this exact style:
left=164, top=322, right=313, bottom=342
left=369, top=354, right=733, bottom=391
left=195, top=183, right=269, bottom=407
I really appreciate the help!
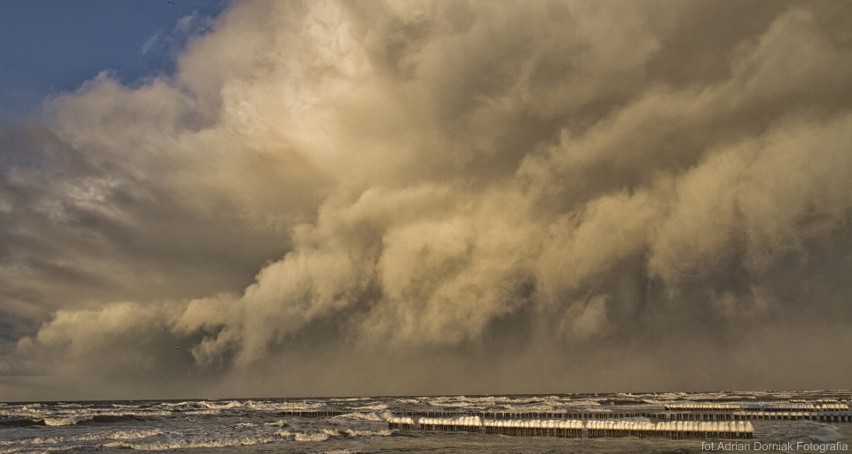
left=2, top=0, right=851, bottom=400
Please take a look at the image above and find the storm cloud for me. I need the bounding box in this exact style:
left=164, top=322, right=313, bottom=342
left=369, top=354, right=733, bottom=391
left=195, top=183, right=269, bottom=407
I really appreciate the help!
left=2, top=0, right=852, bottom=400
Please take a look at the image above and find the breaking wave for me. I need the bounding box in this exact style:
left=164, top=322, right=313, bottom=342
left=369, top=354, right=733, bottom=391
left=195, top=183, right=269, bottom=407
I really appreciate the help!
left=331, top=411, right=386, bottom=422
left=102, top=437, right=278, bottom=451
left=43, top=416, right=93, bottom=427
left=340, top=428, right=392, bottom=438
left=0, top=429, right=163, bottom=447
left=1, top=414, right=151, bottom=428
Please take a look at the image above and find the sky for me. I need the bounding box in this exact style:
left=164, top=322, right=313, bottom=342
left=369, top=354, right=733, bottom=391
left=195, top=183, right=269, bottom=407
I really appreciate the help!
left=0, top=0, right=851, bottom=401
left=0, top=0, right=228, bottom=119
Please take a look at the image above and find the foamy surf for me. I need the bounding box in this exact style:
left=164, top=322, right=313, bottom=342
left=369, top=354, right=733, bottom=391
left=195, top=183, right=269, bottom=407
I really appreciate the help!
left=331, top=411, right=386, bottom=422
left=43, top=416, right=93, bottom=427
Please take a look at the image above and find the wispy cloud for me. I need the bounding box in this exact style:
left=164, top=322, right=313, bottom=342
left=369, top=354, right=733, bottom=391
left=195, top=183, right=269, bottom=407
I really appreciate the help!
left=141, top=31, right=163, bottom=56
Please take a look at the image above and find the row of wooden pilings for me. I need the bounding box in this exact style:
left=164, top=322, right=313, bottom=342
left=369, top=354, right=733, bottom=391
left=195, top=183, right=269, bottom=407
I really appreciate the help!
left=402, top=411, right=656, bottom=419
left=418, top=416, right=483, bottom=432
left=277, top=410, right=346, bottom=418
left=663, top=411, right=852, bottom=422
left=479, top=411, right=654, bottom=420
left=276, top=409, right=851, bottom=423
left=586, top=421, right=753, bottom=439
left=665, top=403, right=849, bottom=411
left=756, top=403, right=849, bottom=410
left=483, top=419, right=584, bottom=437
left=391, top=418, right=754, bottom=439
left=387, top=416, right=415, bottom=430
left=664, top=403, right=741, bottom=411
left=401, top=410, right=852, bottom=422
left=743, top=411, right=851, bottom=422
left=417, top=417, right=583, bottom=437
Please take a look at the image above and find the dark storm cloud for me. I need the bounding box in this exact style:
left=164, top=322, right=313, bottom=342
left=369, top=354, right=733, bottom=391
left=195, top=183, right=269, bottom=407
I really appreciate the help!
left=1, top=0, right=851, bottom=400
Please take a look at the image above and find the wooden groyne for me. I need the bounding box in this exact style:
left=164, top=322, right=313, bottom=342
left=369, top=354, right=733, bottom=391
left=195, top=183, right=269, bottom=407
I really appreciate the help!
left=418, top=416, right=482, bottom=432
left=387, top=416, right=415, bottom=429
left=277, top=408, right=851, bottom=423
left=662, top=411, right=852, bottom=422
left=586, top=420, right=753, bottom=439
left=664, top=403, right=849, bottom=411
left=388, top=417, right=754, bottom=439
left=483, top=419, right=583, bottom=437
left=277, top=410, right=347, bottom=418
left=396, top=410, right=657, bottom=419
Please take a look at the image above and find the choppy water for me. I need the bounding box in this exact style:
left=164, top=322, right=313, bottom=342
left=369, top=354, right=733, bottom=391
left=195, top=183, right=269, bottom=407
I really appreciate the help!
left=1, top=391, right=850, bottom=453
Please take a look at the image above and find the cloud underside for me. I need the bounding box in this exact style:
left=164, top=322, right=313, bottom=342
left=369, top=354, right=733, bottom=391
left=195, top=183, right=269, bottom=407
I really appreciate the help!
left=2, top=1, right=852, bottom=399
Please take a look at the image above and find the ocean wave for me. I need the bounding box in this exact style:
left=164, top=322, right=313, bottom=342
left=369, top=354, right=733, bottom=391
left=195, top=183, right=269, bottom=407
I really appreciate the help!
left=5, top=428, right=352, bottom=452
left=0, top=429, right=163, bottom=447
left=496, top=396, right=601, bottom=412
left=5, top=413, right=158, bottom=427
left=155, top=401, right=239, bottom=415
left=421, top=394, right=610, bottom=411
left=331, top=411, right=384, bottom=422
left=90, top=414, right=150, bottom=423
left=0, top=446, right=84, bottom=453
left=100, top=429, right=301, bottom=451
left=79, top=429, right=163, bottom=442
left=639, top=392, right=686, bottom=403
left=425, top=396, right=506, bottom=405
left=351, top=403, right=388, bottom=411
left=757, top=420, right=843, bottom=444
left=244, top=400, right=324, bottom=412
left=159, top=401, right=197, bottom=409
left=0, top=418, right=46, bottom=428
left=102, top=436, right=278, bottom=451
left=293, top=431, right=333, bottom=442
left=564, top=399, right=603, bottom=407
left=197, top=400, right=243, bottom=410
left=110, top=403, right=143, bottom=409
left=272, top=429, right=333, bottom=442
left=53, top=404, right=85, bottom=410
left=0, top=408, right=171, bottom=422
left=289, top=428, right=391, bottom=442
left=339, top=429, right=392, bottom=438
left=43, top=416, right=93, bottom=426
left=266, top=426, right=394, bottom=444
left=0, top=407, right=45, bottom=419
left=678, top=391, right=736, bottom=401
left=181, top=409, right=229, bottom=416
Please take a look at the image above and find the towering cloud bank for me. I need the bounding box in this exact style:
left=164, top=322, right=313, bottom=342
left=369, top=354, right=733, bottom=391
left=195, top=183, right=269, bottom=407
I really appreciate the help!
left=2, top=1, right=851, bottom=400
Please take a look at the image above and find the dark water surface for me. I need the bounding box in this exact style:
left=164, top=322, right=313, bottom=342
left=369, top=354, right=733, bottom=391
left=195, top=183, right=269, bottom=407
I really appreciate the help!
left=2, top=391, right=849, bottom=453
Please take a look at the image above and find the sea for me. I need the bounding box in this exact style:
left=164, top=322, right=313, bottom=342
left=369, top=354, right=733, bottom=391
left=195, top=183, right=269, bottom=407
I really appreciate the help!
left=2, top=391, right=850, bottom=453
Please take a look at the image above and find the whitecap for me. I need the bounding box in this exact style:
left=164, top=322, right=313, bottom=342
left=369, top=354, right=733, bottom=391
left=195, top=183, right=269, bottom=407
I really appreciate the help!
left=293, top=430, right=337, bottom=442
left=331, top=412, right=384, bottom=422
left=245, top=400, right=323, bottom=412
left=341, top=429, right=392, bottom=438
left=43, top=416, right=93, bottom=426
left=351, top=403, right=388, bottom=411
left=102, top=433, right=281, bottom=451
left=0, top=429, right=163, bottom=449
left=197, top=400, right=243, bottom=410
